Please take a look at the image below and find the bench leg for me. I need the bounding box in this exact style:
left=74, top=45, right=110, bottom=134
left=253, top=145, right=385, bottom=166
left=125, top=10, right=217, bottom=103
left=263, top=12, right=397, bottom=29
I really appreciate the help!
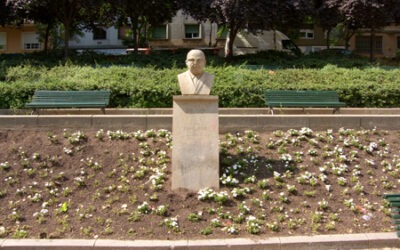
left=333, top=108, right=340, bottom=114
left=101, top=108, right=106, bottom=114
left=31, top=108, right=39, bottom=115
left=269, top=107, right=274, bottom=115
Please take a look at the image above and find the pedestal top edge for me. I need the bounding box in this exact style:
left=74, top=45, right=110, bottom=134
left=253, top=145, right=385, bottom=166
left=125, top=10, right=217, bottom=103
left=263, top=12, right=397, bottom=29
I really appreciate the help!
left=173, top=95, right=218, bottom=102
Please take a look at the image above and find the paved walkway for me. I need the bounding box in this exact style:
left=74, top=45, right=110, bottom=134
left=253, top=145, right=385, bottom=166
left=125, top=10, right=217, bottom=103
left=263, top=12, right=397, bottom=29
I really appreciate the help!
left=0, top=232, right=398, bottom=249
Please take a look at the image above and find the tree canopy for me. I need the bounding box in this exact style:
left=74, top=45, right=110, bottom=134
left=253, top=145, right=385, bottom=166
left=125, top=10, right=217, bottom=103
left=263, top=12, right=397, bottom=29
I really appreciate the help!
left=113, top=0, right=180, bottom=52
left=2, top=0, right=400, bottom=59
left=7, top=0, right=113, bottom=57
left=325, top=0, right=399, bottom=59
left=182, top=0, right=309, bottom=58
left=0, top=0, right=14, bottom=26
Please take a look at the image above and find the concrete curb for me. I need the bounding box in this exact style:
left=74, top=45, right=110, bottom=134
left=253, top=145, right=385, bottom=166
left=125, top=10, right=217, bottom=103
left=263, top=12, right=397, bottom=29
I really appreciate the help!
left=0, top=233, right=398, bottom=249
left=1, top=114, right=400, bottom=132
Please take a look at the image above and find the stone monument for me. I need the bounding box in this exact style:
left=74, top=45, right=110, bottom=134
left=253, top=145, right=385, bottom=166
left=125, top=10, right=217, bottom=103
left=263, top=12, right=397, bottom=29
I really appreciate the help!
left=177, top=50, right=214, bottom=95
left=172, top=50, right=219, bottom=191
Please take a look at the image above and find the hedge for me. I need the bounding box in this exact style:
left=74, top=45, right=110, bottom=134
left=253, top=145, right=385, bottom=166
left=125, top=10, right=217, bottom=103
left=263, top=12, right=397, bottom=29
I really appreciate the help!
left=1, top=64, right=400, bottom=109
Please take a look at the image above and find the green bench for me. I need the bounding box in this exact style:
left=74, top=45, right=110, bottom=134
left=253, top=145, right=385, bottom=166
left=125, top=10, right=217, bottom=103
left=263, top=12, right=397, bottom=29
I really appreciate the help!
left=383, top=193, right=400, bottom=238
left=264, top=90, right=346, bottom=115
left=25, top=90, right=110, bottom=114
left=243, top=65, right=281, bottom=70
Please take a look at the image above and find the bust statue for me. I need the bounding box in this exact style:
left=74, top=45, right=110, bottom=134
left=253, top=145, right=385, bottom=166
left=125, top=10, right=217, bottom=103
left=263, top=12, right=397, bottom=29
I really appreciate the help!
left=178, top=49, right=214, bottom=95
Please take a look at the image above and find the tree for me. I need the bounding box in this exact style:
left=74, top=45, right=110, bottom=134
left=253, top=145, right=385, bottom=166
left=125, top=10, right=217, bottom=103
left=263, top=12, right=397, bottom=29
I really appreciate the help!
left=261, top=0, right=311, bottom=48
left=313, top=0, right=341, bottom=48
left=7, top=0, right=112, bottom=58
left=328, top=0, right=393, bottom=60
left=114, top=0, right=180, bottom=53
left=183, top=0, right=310, bottom=58
left=1, top=0, right=15, bottom=26
left=387, top=0, right=400, bottom=23
left=6, top=0, right=57, bottom=53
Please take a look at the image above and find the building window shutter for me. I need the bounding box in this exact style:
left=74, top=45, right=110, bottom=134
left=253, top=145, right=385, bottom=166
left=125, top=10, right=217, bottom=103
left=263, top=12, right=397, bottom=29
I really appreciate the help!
left=22, top=32, right=40, bottom=50
left=355, top=36, right=382, bottom=54
left=0, top=32, right=6, bottom=50
left=397, top=37, right=400, bottom=49
left=185, top=24, right=201, bottom=39
left=152, top=25, right=168, bottom=39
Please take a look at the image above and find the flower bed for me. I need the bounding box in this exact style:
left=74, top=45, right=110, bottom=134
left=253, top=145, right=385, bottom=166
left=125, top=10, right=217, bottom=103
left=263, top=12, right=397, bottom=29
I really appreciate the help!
left=0, top=127, right=398, bottom=239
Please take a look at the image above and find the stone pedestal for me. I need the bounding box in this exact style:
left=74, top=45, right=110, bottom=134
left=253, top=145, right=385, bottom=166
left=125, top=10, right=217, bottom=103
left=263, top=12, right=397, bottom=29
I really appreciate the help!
left=172, top=95, right=219, bottom=191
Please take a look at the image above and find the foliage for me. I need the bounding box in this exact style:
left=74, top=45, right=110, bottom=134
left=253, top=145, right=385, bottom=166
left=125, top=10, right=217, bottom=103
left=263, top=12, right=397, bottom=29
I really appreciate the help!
left=6, top=0, right=113, bottom=58
left=326, top=0, right=400, bottom=59
left=113, top=0, right=180, bottom=51
left=0, top=0, right=14, bottom=25
left=1, top=58, right=400, bottom=109
left=182, top=0, right=309, bottom=58
left=313, top=0, right=342, bottom=48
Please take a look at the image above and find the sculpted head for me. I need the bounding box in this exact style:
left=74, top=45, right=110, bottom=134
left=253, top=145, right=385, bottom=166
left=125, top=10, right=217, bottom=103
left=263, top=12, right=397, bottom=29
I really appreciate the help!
left=186, top=49, right=206, bottom=76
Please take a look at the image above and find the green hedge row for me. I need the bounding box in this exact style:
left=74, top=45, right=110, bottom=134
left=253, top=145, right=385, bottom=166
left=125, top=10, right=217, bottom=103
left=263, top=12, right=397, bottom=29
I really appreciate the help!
left=1, top=64, right=400, bottom=109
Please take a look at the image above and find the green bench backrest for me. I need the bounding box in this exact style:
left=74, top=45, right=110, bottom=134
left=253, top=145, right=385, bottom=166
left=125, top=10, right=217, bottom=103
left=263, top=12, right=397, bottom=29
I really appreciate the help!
left=383, top=193, right=400, bottom=237
left=265, top=90, right=341, bottom=103
left=384, top=194, right=400, bottom=202
left=31, top=90, right=110, bottom=105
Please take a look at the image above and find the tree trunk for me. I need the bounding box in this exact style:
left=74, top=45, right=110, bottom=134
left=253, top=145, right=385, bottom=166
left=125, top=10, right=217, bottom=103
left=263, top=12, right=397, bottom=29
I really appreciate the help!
left=209, top=21, right=213, bottom=47
left=225, top=26, right=238, bottom=59
left=63, top=22, right=70, bottom=59
left=131, top=22, right=139, bottom=53
left=326, top=29, right=331, bottom=49
left=369, top=28, right=375, bottom=61
left=44, top=24, right=51, bottom=54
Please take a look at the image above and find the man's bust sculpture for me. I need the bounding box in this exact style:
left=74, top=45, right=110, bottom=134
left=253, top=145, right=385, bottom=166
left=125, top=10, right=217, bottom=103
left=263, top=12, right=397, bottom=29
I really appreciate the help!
left=178, top=49, right=214, bottom=95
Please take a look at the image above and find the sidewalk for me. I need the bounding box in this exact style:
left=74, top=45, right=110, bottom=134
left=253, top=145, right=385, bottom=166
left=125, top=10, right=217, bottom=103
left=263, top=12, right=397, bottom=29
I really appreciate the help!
left=0, top=232, right=398, bottom=249
left=0, top=109, right=400, bottom=133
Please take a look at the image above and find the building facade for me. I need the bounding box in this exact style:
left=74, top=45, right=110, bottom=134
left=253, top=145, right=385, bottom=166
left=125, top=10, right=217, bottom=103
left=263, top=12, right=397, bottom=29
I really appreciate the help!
left=349, top=25, right=400, bottom=58
left=0, top=24, right=42, bottom=54
left=294, top=26, right=346, bottom=54
left=68, top=10, right=220, bottom=51
left=1, top=12, right=400, bottom=58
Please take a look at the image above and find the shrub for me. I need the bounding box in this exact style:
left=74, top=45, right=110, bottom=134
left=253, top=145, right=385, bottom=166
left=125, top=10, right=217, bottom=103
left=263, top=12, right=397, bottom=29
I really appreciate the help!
left=1, top=51, right=399, bottom=109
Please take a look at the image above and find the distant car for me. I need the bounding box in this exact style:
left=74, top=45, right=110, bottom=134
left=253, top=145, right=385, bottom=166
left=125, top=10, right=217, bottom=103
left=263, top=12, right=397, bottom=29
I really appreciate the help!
left=282, top=39, right=302, bottom=56
left=319, top=48, right=352, bottom=56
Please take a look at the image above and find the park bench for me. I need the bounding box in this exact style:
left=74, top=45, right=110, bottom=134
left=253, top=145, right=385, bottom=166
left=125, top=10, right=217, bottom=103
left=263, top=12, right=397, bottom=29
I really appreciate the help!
left=244, top=65, right=280, bottom=70
left=383, top=193, right=400, bottom=238
left=264, top=90, right=346, bottom=115
left=25, top=90, right=110, bottom=114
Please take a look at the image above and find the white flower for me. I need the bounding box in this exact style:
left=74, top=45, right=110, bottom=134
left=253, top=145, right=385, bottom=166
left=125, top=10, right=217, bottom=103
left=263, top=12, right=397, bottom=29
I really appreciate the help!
left=325, top=185, right=332, bottom=192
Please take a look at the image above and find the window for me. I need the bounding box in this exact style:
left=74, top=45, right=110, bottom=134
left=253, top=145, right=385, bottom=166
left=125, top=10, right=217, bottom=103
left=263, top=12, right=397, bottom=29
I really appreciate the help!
left=355, top=36, right=383, bottom=53
left=93, top=27, right=107, bottom=40
left=185, top=24, right=201, bottom=39
left=22, top=32, right=40, bottom=50
left=299, top=29, right=314, bottom=39
left=151, top=25, right=168, bottom=40
left=397, top=37, right=400, bottom=49
left=0, top=32, right=6, bottom=50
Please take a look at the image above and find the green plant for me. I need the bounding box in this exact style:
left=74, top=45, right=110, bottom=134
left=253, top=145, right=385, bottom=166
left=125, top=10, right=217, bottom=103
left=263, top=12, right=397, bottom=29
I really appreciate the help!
left=163, top=217, right=180, bottom=232
left=200, top=227, right=213, bottom=235
left=13, top=228, right=28, bottom=238
left=187, top=212, right=202, bottom=222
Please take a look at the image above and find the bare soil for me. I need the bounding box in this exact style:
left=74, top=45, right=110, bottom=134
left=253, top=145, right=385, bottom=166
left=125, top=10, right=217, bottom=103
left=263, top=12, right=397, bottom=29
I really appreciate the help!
left=0, top=128, right=398, bottom=240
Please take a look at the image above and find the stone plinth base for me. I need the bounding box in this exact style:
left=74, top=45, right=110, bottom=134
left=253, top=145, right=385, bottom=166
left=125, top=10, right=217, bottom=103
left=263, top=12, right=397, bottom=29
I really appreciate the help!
left=172, top=95, right=219, bottom=191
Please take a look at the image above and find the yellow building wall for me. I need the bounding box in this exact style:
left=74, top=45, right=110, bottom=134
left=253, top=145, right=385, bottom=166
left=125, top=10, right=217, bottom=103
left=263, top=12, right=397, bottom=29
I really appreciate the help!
left=349, top=25, right=400, bottom=58
left=0, top=25, right=40, bottom=54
